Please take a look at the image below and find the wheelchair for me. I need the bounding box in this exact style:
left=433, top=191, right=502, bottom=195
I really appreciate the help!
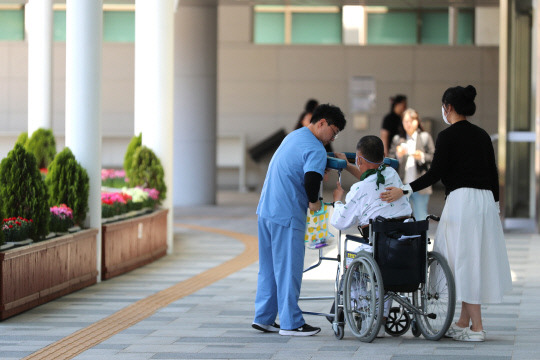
left=341, top=216, right=456, bottom=342
left=300, top=153, right=456, bottom=342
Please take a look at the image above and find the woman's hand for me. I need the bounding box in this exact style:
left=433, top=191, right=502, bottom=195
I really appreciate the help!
left=333, top=180, right=344, bottom=202
left=412, top=150, right=424, bottom=160
left=380, top=186, right=404, bottom=203
left=396, top=145, right=407, bottom=158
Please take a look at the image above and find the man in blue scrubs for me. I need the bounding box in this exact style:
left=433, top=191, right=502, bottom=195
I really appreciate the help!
left=253, top=104, right=346, bottom=336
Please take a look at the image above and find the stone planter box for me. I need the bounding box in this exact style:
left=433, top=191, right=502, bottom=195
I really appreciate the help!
left=101, top=209, right=168, bottom=280
left=0, top=229, right=98, bottom=320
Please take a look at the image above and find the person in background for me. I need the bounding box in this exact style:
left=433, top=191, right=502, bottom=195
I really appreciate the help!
left=380, top=94, right=407, bottom=156
left=295, top=99, right=334, bottom=153
left=381, top=85, right=512, bottom=342
left=388, top=108, right=435, bottom=221
left=253, top=104, right=346, bottom=337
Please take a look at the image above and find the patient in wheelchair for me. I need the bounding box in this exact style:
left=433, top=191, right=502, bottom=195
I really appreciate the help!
left=330, top=135, right=412, bottom=337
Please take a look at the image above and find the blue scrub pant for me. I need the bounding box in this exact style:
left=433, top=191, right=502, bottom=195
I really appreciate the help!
left=410, top=192, right=430, bottom=221
left=254, top=216, right=306, bottom=330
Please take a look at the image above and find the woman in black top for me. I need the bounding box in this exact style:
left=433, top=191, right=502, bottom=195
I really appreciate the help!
left=380, top=94, right=407, bottom=156
left=381, top=85, right=512, bottom=342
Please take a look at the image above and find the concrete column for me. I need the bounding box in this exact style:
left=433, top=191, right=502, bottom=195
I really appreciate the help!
left=65, top=0, right=103, bottom=280
left=26, top=0, right=53, bottom=135
left=134, top=0, right=175, bottom=253
left=173, top=5, right=217, bottom=206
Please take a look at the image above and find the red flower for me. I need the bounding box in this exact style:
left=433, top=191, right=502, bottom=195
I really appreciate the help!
left=8, top=225, right=13, bottom=228
left=15, top=221, right=21, bottom=226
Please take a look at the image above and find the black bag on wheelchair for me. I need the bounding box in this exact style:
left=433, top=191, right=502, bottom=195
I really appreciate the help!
left=372, top=216, right=428, bottom=293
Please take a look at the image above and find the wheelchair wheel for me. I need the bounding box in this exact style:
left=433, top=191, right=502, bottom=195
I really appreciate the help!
left=334, top=324, right=344, bottom=340
left=385, top=306, right=411, bottom=336
left=413, top=251, right=456, bottom=341
left=411, top=319, right=421, bottom=337
left=343, top=251, right=384, bottom=343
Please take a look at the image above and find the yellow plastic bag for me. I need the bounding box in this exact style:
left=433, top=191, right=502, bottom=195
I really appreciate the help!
left=305, top=203, right=332, bottom=249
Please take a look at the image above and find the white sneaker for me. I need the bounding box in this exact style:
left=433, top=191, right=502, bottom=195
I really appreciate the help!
left=444, top=323, right=466, bottom=338
left=453, top=327, right=486, bottom=342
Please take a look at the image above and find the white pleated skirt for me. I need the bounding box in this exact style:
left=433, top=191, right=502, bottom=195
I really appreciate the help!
left=433, top=188, right=512, bottom=304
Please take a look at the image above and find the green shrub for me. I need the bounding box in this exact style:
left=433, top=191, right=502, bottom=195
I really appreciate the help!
left=127, top=146, right=166, bottom=202
left=27, top=128, right=56, bottom=169
left=46, top=148, right=89, bottom=226
left=123, top=133, right=142, bottom=176
left=15, top=132, right=28, bottom=147
left=0, top=144, right=49, bottom=240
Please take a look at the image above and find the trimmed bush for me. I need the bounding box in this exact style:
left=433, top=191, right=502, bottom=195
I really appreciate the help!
left=27, top=128, right=56, bottom=169
left=123, top=133, right=142, bottom=176
left=15, top=132, right=28, bottom=147
left=46, top=148, right=89, bottom=226
left=127, top=146, right=166, bottom=202
left=0, top=144, right=49, bottom=240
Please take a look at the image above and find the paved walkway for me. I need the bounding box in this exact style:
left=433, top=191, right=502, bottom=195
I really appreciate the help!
left=0, top=190, right=538, bottom=359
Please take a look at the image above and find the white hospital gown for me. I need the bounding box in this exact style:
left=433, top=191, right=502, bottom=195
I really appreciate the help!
left=331, top=166, right=412, bottom=230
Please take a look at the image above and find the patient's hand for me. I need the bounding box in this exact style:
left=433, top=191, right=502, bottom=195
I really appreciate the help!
left=333, top=181, right=344, bottom=202
left=334, top=152, right=347, bottom=161
left=380, top=186, right=404, bottom=203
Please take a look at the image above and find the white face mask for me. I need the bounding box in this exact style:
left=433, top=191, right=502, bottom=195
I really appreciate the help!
left=441, top=105, right=451, bottom=125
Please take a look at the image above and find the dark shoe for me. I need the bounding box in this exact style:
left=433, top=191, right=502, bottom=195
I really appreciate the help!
left=326, top=301, right=344, bottom=324
left=252, top=322, right=280, bottom=333
left=279, top=323, right=321, bottom=336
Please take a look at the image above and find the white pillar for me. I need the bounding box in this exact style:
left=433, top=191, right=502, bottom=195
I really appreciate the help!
left=134, top=0, right=175, bottom=254
left=65, top=0, right=103, bottom=280
left=26, top=0, right=53, bottom=135
left=173, top=5, right=217, bottom=206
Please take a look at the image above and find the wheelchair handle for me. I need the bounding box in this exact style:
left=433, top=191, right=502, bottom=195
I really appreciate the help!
left=427, top=215, right=440, bottom=222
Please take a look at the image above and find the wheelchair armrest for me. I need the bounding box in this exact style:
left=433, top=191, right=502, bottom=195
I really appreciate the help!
left=345, top=234, right=369, bottom=245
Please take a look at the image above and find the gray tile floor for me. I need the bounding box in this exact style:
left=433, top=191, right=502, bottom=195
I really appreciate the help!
left=0, top=189, right=538, bottom=360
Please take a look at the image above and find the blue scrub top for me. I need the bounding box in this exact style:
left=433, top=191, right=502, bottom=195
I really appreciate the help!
left=257, top=127, right=327, bottom=231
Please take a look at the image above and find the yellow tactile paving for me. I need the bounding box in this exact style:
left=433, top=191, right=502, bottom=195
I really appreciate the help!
left=23, top=224, right=258, bottom=360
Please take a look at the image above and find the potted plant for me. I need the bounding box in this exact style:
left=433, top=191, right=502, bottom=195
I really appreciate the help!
left=26, top=128, right=56, bottom=171
left=46, top=147, right=89, bottom=227
left=101, top=144, right=167, bottom=280
left=0, top=145, right=98, bottom=320
left=49, top=204, right=74, bottom=234
left=1, top=217, right=34, bottom=245
left=127, top=146, right=167, bottom=203
left=0, top=144, right=49, bottom=241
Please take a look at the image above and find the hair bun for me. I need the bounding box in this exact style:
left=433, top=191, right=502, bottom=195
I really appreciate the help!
left=464, top=85, right=477, bottom=100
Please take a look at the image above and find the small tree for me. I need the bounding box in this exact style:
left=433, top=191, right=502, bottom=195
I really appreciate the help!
left=26, top=128, right=56, bottom=169
left=15, top=132, right=28, bottom=147
left=123, top=133, right=142, bottom=176
left=0, top=144, right=49, bottom=240
left=46, top=148, right=89, bottom=226
left=128, top=146, right=167, bottom=202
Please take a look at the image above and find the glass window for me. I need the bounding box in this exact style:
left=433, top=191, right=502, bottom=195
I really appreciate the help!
left=421, top=11, right=448, bottom=44
left=0, top=9, right=24, bottom=41
left=103, top=11, right=135, bottom=43
left=254, top=12, right=285, bottom=44
left=53, top=10, right=66, bottom=42
left=291, top=12, right=341, bottom=44
left=367, top=11, right=417, bottom=45
left=458, top=9, right=474, bottom=45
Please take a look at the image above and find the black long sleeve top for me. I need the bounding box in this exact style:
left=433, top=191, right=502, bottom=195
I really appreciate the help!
left=410, top=120, right=499, bottom=202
